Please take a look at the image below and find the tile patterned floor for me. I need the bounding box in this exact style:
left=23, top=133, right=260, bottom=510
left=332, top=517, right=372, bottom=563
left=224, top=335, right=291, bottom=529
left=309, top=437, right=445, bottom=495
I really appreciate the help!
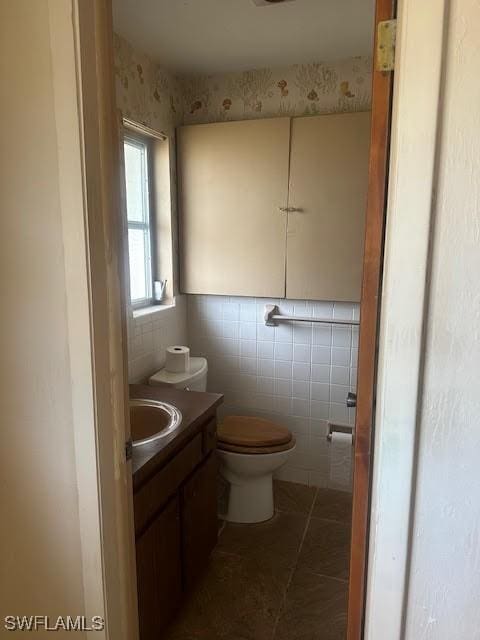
left=164, top=481, right=352, bottom=640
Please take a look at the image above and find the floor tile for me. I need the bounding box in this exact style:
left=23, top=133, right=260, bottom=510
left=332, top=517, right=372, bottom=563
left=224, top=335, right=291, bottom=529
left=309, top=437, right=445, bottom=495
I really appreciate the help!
left=311, top=488, right=352, bottom=524
left=217, top=511, right=307, bottom=573
left=274, top=568, right=348, bottom=640
left=297, top=518, right=350, bottom=580
left=165, top=550, right=285, bottom=640
left=165, top=484, right=351, bottom=640
left=274, top=480, right=317, bottom=516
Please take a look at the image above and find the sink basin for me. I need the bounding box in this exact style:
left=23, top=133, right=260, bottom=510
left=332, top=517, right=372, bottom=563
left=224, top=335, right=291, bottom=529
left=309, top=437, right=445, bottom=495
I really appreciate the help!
left=130, top=399, right=182, bottom=447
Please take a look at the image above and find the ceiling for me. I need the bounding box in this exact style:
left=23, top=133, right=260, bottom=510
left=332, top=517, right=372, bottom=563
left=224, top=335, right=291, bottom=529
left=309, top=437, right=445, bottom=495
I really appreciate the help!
left=112, top=0, right=375, bottom=75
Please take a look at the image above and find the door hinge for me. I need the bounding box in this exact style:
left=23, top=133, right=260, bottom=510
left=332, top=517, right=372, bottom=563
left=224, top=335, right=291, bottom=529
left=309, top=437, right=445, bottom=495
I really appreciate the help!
left=376, top=19, right=397, bottom=72
left=125, top=438, right=133, bottom=461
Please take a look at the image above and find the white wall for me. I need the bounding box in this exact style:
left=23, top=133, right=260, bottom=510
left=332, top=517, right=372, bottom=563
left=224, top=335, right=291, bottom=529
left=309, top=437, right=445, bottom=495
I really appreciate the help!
left=366, top=0, right=480, bottom=637
left=189, top=295, right=358, bottom=489
left=0, top=0, right=86, bottom=631
left=403, top=0, right=480, bottom=636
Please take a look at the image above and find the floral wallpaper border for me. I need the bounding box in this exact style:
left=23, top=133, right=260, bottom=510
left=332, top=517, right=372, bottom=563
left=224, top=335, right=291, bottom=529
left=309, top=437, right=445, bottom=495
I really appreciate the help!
left=180, top=57, right=372, bottom=125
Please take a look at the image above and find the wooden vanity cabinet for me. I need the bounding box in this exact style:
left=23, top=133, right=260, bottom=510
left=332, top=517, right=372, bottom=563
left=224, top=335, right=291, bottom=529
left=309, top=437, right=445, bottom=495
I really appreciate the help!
left=181, top=452, right=219, bottom=590
left=134, top=418, right=219, bottom=639
left=135, top=497, right=182, bottom=640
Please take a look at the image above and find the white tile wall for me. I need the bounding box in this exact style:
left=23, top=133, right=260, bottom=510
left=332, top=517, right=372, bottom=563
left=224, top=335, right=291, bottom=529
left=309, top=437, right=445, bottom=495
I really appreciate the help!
left=127, top=296, right=188, bottom=383
left=187, top=295, right=358, bottom=491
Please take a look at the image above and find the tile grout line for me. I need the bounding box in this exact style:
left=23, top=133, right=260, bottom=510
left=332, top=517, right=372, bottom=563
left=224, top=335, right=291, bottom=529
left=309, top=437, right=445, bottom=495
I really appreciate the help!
left=308, top=514, right=352, bottom=526
left=295, top=487, right=320, bottom=562
left=303, top=570, right=349, bottom=585
left=271, top=486, right=319, bottom=640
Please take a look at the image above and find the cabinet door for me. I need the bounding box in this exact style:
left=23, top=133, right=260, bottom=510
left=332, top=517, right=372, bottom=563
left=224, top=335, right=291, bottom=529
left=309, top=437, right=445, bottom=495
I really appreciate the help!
left=181, top=453, right=218, bottom=590
left=177, top=118, right=290, bottom=297
left=136, top=497, right=182, bottom=640
left=286, top=112, right=371, bottom=301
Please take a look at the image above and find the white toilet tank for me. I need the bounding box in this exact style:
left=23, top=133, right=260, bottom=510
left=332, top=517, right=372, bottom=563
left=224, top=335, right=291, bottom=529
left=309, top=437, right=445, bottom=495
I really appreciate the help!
left=148, top=356, right=208, bottom=392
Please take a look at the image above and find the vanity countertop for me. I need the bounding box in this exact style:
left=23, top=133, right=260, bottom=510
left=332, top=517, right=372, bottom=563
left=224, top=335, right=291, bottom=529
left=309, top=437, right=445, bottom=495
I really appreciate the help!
left=129, top=384, right=223, bottom=490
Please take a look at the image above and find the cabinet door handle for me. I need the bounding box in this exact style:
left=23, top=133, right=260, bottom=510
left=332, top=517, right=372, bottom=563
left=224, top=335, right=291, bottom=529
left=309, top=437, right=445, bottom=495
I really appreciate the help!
left=278, top=206, right=303, bottom=213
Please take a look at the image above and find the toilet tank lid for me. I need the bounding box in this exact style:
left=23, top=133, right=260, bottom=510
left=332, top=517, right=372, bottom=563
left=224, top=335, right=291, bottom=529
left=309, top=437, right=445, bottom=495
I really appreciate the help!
left=149, top=356, right=208, bottom=387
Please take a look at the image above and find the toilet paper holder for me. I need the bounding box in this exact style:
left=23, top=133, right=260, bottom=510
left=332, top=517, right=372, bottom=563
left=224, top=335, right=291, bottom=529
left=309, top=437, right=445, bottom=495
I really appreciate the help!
left=326, top=422, right=354, bottom=443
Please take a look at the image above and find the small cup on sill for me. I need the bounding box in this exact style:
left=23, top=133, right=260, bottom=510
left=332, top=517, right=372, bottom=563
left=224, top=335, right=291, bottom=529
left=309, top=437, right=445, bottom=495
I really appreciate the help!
left=153, top=280, right=167, bottom=304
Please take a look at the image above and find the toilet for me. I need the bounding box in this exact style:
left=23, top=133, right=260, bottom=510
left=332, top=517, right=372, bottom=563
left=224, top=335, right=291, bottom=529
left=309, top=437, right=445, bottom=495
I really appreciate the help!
left=149, top=356, right=208, bottom=391
left=217, top=416, right=296, bottom=524
left=149, top=356, right=296, bottom=524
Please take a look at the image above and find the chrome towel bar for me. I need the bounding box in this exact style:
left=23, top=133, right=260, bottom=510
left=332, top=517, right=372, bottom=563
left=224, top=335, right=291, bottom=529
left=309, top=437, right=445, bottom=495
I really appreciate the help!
left=264, top=304, right=360, bottom=327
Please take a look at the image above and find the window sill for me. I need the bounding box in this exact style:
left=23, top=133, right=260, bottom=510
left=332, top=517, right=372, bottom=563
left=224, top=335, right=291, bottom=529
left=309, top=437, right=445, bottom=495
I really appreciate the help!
left=132, top=300, right=176, bottom=320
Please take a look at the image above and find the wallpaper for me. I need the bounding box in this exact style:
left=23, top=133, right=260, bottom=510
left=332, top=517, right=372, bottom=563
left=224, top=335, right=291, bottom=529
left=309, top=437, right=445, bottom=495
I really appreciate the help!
left=181, top=56, right=372, bottom=125
left=113, top=31, right=372, bottom=128
left=113, top=32, right=183, bottom=132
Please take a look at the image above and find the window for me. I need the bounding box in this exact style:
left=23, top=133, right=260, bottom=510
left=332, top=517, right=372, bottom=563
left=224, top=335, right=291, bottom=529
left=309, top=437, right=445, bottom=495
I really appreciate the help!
left=124, top=134, right=154, bottom=306
left=122, top=119, right=174, bottom=313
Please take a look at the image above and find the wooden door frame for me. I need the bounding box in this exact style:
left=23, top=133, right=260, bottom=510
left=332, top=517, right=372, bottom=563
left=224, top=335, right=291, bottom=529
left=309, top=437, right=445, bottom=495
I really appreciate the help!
left=347, top=0, right=396, bottom=637
left=66, top=0, right=449, bottom=637
left=67, top=0, right=139, bottom=637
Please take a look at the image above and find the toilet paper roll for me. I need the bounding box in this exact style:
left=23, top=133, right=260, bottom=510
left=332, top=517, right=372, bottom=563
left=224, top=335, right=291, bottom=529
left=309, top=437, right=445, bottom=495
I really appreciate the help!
left=165, top=345, right=190, bottom=373
left=328, top=431, right=353, bottom=492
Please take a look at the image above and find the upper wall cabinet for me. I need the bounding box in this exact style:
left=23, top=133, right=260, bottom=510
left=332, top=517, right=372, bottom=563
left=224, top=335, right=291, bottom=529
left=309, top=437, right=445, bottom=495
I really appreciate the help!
left=177, top=118, right=291, bottom=297
left=286, top=112, right=371, bottom=301
left=177, top=112, right=371, bottom=301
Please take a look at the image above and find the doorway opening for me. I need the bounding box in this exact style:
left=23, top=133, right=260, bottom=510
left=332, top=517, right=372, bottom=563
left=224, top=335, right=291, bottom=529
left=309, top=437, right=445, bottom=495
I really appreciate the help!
left=110, top=1, right=394, bottom=638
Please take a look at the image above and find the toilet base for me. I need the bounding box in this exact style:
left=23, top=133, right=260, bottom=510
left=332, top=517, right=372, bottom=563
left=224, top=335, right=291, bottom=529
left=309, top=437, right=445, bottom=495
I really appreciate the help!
left=222, top=473, right=274, bottom=523
left=217, top=447, right=295, bottom=524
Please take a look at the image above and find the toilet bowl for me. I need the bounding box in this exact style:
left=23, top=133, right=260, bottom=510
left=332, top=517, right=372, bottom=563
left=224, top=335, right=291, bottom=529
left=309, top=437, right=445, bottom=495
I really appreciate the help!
left=217, top=416, right=296, bottom=524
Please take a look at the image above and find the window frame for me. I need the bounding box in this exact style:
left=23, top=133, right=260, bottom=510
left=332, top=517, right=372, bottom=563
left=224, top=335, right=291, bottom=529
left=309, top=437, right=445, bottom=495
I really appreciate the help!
left=123, top=131, right=156, bottom=309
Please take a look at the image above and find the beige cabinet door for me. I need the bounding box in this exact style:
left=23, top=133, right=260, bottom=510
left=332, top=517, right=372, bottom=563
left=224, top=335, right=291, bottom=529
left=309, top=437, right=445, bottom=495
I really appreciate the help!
left=177, top=118, right=290, bottom=297
left=286, top=112, right=371, bottom=302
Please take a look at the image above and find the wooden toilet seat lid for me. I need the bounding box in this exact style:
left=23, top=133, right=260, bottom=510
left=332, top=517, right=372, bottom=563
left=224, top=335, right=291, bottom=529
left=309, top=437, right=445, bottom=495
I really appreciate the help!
left=217, top=437, right=296, bottom=455
left=218, top=415, right=292, bottom=448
